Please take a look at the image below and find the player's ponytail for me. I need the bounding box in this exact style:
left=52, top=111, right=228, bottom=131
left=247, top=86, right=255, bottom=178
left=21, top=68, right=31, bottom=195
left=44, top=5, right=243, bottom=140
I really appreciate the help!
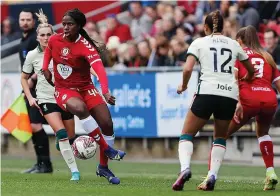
left=35, top=9, right=53, bottom=33
left=64, top=8, right=107, bottom=55
left=205, top=10, right=223, bottom=35
left=237, top=25, right=277, bottom=69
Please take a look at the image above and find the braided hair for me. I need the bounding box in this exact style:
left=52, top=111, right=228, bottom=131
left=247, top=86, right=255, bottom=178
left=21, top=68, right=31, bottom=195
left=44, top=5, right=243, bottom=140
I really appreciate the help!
left=35, top=9, right=53, bottom=33
left=64, top=8, right=106, bottom=54
left=205, top=10, right=223, bottom=35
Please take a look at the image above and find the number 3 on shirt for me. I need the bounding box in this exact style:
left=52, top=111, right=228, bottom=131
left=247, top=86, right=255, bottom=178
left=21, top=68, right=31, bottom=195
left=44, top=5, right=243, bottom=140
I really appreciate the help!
left=251, top=58, right=264, bottom=78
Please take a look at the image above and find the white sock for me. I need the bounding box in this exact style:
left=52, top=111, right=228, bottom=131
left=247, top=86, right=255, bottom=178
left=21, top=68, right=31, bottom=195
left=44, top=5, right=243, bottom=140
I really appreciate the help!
left=103, top=134, right=115, bottom=147
left=178, top=141, right=193, bottom=172
left=80, top=115, right=99, bottom=133
left=208, top=144, right=226, bottom=179
left=59, top=139, right=79, bottom=173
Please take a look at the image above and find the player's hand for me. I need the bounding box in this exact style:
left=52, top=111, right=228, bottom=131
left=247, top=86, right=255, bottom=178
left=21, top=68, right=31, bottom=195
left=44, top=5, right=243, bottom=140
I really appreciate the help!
left=240, top=73, right=254, bottom=82
left=234, top=102, right=243, bottom=124
left=103, top=93, right=116, bottom=105
left=29, top=98, right=43, bottom=116
left=177, top=84, right=187, bottom=94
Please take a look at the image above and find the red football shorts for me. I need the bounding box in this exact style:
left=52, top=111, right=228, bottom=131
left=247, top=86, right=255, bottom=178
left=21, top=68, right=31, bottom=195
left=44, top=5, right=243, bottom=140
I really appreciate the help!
left=237, top=100, right=277, bottom=125
left=55, top=85, right=105, bottom=111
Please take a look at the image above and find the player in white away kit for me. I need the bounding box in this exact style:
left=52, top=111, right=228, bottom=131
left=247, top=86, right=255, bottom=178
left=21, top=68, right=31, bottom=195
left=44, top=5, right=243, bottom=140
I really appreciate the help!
left=20, top=10, right=98, bottom=181
left=172, top=10, right=255, bottom=191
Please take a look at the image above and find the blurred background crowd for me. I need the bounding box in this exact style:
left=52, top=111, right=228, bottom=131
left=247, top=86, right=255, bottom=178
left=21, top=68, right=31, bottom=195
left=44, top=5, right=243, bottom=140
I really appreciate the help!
left=2, top=0, right=280, bottom=69
left=87, top=0, right=280, bottom=69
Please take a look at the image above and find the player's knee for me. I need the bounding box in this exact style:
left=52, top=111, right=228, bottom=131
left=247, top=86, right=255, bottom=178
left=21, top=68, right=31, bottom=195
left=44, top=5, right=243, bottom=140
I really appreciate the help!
left=69, top=104, right=88, bottom=119
left=55, top=129, right=68, bottom=151
left=31, top=123, right=43, bottom=132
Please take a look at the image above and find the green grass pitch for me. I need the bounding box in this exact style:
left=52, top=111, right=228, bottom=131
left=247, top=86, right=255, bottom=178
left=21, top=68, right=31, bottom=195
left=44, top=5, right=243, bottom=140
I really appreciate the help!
left=1, top=156, right=279, bottom=196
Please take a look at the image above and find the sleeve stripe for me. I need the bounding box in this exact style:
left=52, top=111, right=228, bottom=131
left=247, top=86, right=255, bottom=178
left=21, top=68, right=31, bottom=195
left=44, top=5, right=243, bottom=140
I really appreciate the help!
left=186, top=53, right=199, bottom=61
left=272, top=76, right=280, bottom=83
left=90, top=59, right=102, bottom=65
left=22, top=71, right=32, bottom=74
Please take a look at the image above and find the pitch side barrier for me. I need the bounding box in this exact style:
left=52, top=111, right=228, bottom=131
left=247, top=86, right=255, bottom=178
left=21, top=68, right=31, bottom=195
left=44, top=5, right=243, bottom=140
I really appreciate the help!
left=0, top=66, right=269, bottom=138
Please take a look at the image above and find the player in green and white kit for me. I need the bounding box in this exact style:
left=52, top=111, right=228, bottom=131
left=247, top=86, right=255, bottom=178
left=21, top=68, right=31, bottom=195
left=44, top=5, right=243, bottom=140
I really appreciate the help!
left=20, top=10, right=86, bottom=181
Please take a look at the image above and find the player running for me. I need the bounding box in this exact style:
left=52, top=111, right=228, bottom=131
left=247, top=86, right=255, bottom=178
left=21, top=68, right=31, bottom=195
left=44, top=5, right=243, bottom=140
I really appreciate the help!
left=42, top=8, right=125, bottom=184
left=227, top=25, right=280, bottom=191
left=172, top=10, right=255, bottom=191
left=21, top=9, right=83, bottom=181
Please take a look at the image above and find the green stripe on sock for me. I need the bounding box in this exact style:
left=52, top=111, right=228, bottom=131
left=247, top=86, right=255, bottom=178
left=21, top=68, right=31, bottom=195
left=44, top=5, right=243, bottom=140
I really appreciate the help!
left=180, top=134, right=193, bottom=141
left=213, top=138, right=226, bottom=147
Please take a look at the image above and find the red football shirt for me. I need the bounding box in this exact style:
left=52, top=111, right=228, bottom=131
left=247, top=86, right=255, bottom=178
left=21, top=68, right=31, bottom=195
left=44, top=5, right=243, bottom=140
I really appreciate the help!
left=43, top=33, right=109, bottom=94
left=235, top=47, right=280, bottom=103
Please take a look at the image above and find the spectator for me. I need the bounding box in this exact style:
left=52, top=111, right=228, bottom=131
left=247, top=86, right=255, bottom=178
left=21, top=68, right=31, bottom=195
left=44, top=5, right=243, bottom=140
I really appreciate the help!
left=236, top=0, right=260, bottom=29
left=145, top=5, right=158, bottom=22
left=114, top=43, right=129, bottom=70
left=156, top=2, right=166, bottom=19
left=170, top=37, right=188, bottom=66
left=220, top=0, right=232, bottom=18
left=174, top=6, right=188, bottom=26
left=127, top=41, right=141, bottom=67
left=162, top=14, right=177, bottom=40
left=176, top=23, right=194, bottom=45
left=1, top=17, right=21, bottom=45
left=224, top=18, right=238, bottom=39
left=264, top=29, right=280, bottom=65
left=137, top=40, right=152, bottom=67
left=150, top=35, right=173, bottom=67
left=195, top=0, right=220, bottom=24
left=150, top=19, right=164, bottom=37
left=84, top=21, right=102, bottom=42
left=106, top=36, right=121, bottom=67
left=129, top=1, right=153, bottom=42
left=105, top=14, right=132, bottom=43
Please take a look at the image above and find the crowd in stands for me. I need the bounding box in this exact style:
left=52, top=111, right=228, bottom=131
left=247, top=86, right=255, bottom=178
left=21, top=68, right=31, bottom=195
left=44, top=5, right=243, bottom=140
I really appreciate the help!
left=2, top=1, right=280, bottom=68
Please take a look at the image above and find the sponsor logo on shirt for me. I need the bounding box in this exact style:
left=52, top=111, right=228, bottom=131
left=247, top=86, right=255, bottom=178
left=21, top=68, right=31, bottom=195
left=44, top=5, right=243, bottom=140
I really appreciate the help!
left=217, top=83, right=232, bottom=91
left=57, top=64, right=72, bottom=79
left=251, top=87, right=271, bottom=92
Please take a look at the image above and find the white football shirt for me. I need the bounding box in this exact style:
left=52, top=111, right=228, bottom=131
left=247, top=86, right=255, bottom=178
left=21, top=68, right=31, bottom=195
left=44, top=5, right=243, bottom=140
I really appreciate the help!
left=187, top=35, right=248, bottom=100
left=22, top=46, right=55, bottom=104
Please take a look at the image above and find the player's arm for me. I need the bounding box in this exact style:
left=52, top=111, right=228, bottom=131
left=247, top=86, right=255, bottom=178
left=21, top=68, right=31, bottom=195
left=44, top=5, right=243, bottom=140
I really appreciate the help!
left=272, top=67, right=280, bottom=93
left=21, top=53, right=42, bottom=112
left=178, top=55, right=196, bottom=94
left=42, top=36, right=54, bottom=86
left=84, top=47, right=115, bottom=105
left=90, top=67, right=99, bottom=81
left=177, top=39, right=199, bottom=94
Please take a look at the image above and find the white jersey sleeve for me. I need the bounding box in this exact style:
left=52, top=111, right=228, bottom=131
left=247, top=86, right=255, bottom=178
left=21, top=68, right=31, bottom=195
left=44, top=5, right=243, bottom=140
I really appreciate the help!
left=22, top=50, right=35, bottom=74
left=186, top=38, right=201, bottom=61
left=235, top=41, right=249, bottom=61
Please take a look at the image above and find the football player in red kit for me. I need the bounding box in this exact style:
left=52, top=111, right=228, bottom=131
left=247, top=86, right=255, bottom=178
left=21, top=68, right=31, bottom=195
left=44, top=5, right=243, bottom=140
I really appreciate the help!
left=42, top=8, right=125, bottom=184
left=227, top=26, right=280, bottom=191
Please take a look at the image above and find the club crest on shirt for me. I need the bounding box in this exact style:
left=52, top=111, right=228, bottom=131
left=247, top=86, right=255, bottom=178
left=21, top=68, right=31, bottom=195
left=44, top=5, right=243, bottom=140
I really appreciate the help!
left=57, top=63, right=72, bottom=79
left=61, top=47, right=70, bottom=56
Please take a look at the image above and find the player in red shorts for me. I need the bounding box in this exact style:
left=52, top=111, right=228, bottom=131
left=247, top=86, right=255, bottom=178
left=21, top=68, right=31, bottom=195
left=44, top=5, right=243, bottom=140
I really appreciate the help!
left=227, top=26, right=280, bottom=191
left=42, top=8, right=125, bottom=184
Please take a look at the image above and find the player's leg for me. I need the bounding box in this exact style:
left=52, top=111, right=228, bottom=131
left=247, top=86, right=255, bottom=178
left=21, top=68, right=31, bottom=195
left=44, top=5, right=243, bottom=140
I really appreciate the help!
left=198, top=96, right=237, bottom=191
left=42, top=105, right=80, bottom=181
left=256, top=104, right=278, bottom=190
left=89, top=104, right=120, bottom=184
left=22, top=100, right=52, bottom=174
left=172, top=95, right=211, bottom=191
left=226, top=104, right=256, bottom=139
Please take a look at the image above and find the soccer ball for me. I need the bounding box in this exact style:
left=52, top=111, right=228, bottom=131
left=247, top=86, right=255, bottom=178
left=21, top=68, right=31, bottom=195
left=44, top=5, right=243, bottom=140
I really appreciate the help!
left=72, top=135, right=97, bottom=160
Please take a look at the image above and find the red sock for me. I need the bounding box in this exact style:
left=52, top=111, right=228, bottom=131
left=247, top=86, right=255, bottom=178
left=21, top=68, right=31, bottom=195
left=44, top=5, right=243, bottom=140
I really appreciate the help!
left=259, top=141, right=274, bottom=168
left=99, top=146, right=109, bottom=167
left=88, top=128, right=108, bottom=149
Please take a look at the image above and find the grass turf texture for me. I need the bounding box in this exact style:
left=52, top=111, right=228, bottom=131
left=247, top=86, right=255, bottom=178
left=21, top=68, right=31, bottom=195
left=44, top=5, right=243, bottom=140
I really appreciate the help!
left=1, top=156, right=279, bottom=196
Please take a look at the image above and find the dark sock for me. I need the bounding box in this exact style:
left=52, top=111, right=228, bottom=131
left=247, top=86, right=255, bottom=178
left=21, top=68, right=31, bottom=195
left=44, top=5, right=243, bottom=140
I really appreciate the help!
left=33, top=129, right=51, bottom=166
